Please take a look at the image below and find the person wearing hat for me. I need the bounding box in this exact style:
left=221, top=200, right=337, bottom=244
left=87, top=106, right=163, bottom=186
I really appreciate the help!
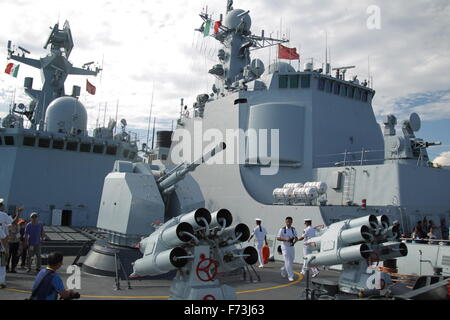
left=299, top=219, right=319, bottom=278
left=248, top=218, right=268, bottom=268
left=25, top=212, right=45, bottom=273
left=277, top=217, right=298, bottom=282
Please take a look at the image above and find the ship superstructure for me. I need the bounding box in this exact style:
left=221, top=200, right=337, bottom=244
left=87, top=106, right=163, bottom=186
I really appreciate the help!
left=0, top=21, right=139, bottom=227
left=158, top=1, right=450, bottom=273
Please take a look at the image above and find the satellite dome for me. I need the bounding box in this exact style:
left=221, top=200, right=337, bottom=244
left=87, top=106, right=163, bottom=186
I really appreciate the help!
left=224, top=9, right=252, bottom=32
left=268, top=62, right=296, bottom=74
left=45, top=96, right=88, bottom=135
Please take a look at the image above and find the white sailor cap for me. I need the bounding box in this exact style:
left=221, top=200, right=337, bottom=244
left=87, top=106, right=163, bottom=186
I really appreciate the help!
left=255, top=218, right=262, bottom=222
left=0, top=199, right=4, bottom=205
left=304, top=218, right=312, bottom=222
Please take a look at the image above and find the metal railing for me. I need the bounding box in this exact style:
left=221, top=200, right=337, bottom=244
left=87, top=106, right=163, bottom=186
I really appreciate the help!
left=316, top=148, right=385, bottom=167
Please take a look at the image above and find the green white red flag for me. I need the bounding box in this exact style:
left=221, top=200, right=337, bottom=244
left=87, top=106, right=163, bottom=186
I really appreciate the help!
left=4, top=63, right=20, bottom=77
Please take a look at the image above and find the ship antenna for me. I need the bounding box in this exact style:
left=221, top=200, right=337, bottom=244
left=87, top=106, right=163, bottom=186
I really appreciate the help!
left=103, top=102, right=107, bottom=127
left=146, top=83, right=155, bottom=149
left=151, top=117, right=156, bottom=149
left=114, top=99, right=119, bottom=135
left=325, top=31, right=328, bottom=75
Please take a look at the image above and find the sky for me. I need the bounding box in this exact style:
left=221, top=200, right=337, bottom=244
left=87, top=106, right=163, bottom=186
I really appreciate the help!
left=0, top=0, right=449, bottom=163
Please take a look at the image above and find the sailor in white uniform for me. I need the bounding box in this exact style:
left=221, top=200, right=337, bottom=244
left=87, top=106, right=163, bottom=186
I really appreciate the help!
left=299, top=219, right=320, bottom=277
left=248, top=218, right=268, bottom=268
left=276, top=217, right=298, bottom=282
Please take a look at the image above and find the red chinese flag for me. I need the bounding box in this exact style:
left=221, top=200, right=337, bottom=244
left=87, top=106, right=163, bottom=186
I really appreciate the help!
left=278, top=44, right=300, bottom=60
left=86, top=79, right=96, bottom=95
left=214, top=21, right=222, bottom=34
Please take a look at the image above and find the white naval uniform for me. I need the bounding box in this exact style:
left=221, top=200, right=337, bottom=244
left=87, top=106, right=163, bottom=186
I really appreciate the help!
left=251, top=226, right=267, bottom=266
left=0, top=211, right=12, bottom=285
left=277, top=226, right=297, bottom=279
left=302, top=226, right=319, bottom=274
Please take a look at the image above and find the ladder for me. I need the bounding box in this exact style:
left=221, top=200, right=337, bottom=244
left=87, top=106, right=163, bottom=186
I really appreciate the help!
left=342, top=167, right=356, bottom=205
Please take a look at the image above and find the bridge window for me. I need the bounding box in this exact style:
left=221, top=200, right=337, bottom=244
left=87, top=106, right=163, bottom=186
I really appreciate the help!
left=80, top=143, right=91, bottom=153
left=23, top=136, right=36, bottom=147
left=38, top=138, right=51, bottom=148
left=93, top=145, right=104, bottom=154
left=4, top=136, right=14, bottom=145
left=318, top=78, right=325, bottom=91
left=0, top=136, right=2, bottom=145
left=52, top=140, right=64, bottom=150
left=341, top=86, right=347, bottom=97
left=289, top=75, right=299, bottom=88
left=66, top=142, right=78, bottom=151
left=355, top=89, right=362, bottom=100
left=325, top=80, right=332, bottom=93
left=347, top=87, right=355, bottom=98
left=279, top=75, right=289, bottom=88
left=362, top=91, right=368, bottom=102
left=106, top=145, right=117, bottom=156
left=334, top=83, right=341, bottom=95
left=300, top=75, right=311, bottom=88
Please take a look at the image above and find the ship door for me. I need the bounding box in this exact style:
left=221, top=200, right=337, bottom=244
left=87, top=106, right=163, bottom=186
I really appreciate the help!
left=61, top=210, right=72, bottom=226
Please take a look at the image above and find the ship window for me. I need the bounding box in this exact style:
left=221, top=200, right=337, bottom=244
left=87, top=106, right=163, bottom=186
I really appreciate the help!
left=161, top=155, right=167, bottom=160
left=355, top=89, right=362, bottom=100
left=93, top=145, right=104, bottom=154
left=289, top=75, right=299, bottom=88
left=129, top=152, right=136, bottom=159
left=0, top=136, right=2, bottom=145
left=4, top=136, right=14, bottom=145
left=66, top=141, right=78, bottom=151
left=300, top=75, right=311, bottom=88
left=325, top=80, right=332, bottom=93
left=348, top=87, right=355, bottom=98
left=334, top=83, right=341, bottom=95
left=279, top=75, right=289, bottom=89
left=318, top=78, right=325, bottom=91
left=52, top=140, right=64, bottom=150
left=23, top=136, right=36, bottom=147
left=80, top=143, right=91, bottom=153
left=106, top=145, right=117, bottom=155
left=123, top=149, right=130, bottom=158
left=362, top=91, right=368, bottom=102
left=341, top=86, right=347, bottom=97
left=38, top=138, right=51, bottom=148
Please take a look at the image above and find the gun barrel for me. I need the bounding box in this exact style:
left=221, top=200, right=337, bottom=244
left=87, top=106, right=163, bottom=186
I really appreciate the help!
left=158, top=142, right=226, bottom=191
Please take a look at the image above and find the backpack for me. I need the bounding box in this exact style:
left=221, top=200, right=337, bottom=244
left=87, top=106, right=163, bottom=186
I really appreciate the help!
left=28, top=269, right=57, bottom=300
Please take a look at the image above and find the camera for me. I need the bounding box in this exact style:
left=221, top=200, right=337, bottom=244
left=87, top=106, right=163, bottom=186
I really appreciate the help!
left=63, top=291, right=80, bottom=300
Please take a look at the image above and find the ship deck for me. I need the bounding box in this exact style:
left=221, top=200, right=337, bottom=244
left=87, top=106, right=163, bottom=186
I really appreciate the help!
left=0, top=257, right=341, bottom=300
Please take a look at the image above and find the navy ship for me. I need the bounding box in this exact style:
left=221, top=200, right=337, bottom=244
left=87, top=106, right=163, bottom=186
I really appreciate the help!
left=0, top=21, right=139, bottom=227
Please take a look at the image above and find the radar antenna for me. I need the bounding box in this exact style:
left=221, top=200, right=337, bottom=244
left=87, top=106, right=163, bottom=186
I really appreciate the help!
left=332, top=66, right=355, bottom=81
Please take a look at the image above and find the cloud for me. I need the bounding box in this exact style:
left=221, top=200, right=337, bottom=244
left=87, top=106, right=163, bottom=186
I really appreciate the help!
left=0, top=0, right=449, bottom=137
left=433, top=151, right=450, bottom=167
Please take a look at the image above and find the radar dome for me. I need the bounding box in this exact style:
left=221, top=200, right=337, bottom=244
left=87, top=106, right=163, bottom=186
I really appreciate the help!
left=45, top=96, right=88, bottom=135
left=224, top=9, right=252, bottom=32
left=268, top=62, right=296, bottom=74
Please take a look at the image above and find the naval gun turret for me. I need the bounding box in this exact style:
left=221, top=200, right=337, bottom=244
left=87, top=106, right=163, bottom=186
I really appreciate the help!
left=82, top=143, right=227, bottom=276
left=384, top=113, right=441, bottom=166
left=303, top=215, right=408, bottom=297
left=130, top=208, right=258, bottom=300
